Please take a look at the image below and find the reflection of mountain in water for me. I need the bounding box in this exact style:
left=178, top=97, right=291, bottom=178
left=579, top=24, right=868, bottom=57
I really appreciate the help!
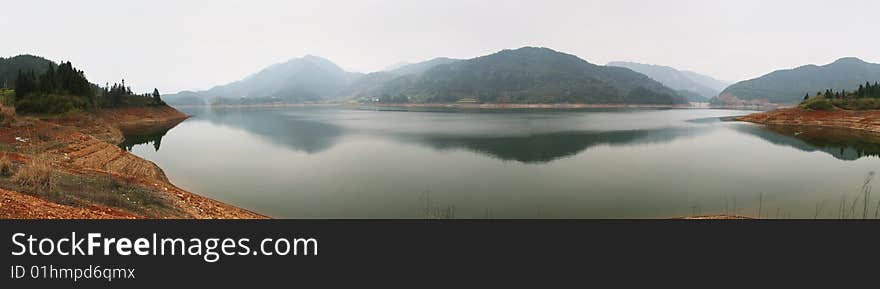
left=733, top=124, right=880, bottom=161
left=186, top=108, right=344, bottom=154
left=177, top=107, right=717, bottom=163
left=397, top=127, right=710, bottom=163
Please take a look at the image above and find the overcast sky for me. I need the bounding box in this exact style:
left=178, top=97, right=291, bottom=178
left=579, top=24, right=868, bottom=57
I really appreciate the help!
left=3, top=0, right=878, bottom=93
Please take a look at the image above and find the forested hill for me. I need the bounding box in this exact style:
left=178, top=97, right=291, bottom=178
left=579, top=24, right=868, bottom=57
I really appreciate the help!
left=0, top=55, right=55, bottom=88
left=717, top=57, right=880, bottom=104
left=365, top=47, right=688, bottom=104
left=336, top=57, right=461, bottom=101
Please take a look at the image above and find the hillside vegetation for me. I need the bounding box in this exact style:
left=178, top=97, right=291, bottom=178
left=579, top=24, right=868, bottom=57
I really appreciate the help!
left=0, top=55, right=55, bottom=89
left=800, top=81, right=880, bottom=110
left=718, top=57, right=880, bottom=105
left=7, top=58, right=166, bottom=114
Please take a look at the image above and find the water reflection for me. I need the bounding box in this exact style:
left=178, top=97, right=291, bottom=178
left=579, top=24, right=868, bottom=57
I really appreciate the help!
left=123, top=107, right=880, bottom=218
left=176, top=107, right=717, bottom=163
left=119, top=123, right=179, bottom=152
left=184, top=108, right=344, bottom=154
left=396, top=127, right=710, bottom=163
left=143, top=107, right=880, bottom=164
left=733, top=124, right=880, bottom=161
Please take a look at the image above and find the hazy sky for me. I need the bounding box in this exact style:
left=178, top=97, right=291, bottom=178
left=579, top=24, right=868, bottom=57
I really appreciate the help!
left=3, top=0, right=879, bottom=93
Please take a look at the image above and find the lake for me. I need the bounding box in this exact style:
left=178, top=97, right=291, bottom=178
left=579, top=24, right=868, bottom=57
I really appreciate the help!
left=124, top=106, right=880, bottom=218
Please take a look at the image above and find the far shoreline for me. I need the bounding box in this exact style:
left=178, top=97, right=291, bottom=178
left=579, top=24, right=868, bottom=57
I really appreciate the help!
left=169, top=101, right=792, bottom=111
left=171, top=102, right=722, bottom=110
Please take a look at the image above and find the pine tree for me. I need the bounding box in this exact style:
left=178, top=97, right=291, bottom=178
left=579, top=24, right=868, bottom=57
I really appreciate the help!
left=14, top=70, right=37, bottom=101
left=152, top=88, right=161, bottom=105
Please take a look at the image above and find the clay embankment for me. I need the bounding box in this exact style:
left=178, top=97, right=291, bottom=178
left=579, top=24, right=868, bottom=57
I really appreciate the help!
left=737, top=108, right=880, bottom=134
left=0, top=106, right=265, bottom=219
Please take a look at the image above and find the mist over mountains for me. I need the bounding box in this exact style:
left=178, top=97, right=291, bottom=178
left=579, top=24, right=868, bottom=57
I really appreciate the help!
left=167, top=55, right=362, bottom=105
left=166, top=47, right=688, bottom=105
left=607, top=61, right=728, bottom=102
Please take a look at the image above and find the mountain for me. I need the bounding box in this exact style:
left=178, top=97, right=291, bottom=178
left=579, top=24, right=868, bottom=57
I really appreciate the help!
left=365, top=47, right=688, bottom=104
left=607, top=61, right=728, bottom=102
left=337, top=57, right=460, bottom=100
left=166, top=55, right=362, bottom=105
left=679, top=70, right=729, bottom=92
left=168, top=48, right=687, bottom=105
left=717, top=57, right=880, bottom=104
left=387, top=57, right=460, bottom=76
left=0, top=55, right=56, bottom=88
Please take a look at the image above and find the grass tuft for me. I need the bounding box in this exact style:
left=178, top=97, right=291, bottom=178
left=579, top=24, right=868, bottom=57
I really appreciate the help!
left=13, top=155, right=54, bottom=193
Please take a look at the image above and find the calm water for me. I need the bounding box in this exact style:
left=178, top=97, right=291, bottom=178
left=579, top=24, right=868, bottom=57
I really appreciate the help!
left=125, top=107, right=880, bottom=218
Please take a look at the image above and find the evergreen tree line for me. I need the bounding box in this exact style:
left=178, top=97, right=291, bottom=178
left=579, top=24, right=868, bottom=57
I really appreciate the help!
left=14, top=61, right=93, bottom=101
left=13, top=62, right=165, bottom=114
left=100, top=80, right=165, bottom=107
left=805, top=81, right=880, bottom=100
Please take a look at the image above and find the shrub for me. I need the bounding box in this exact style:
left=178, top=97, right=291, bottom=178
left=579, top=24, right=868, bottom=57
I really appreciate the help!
left=0, top=155, right=14, bottom=177
left=800, top=97, right=834, bottom=110
left=0, top=89, right=14, bottom=106
left=15, top=94, right=89, bottom=115
left=832, top=98, right=880, bottom=110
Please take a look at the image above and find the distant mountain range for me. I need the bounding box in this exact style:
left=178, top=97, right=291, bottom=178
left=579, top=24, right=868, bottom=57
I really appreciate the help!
left=716, top=57, right=880, bottom=105
left=167, top=47, right=688, bottom=105
left=607, top=61, right=728, bottom=102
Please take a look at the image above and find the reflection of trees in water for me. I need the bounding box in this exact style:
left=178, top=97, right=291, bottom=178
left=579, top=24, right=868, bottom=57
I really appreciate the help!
left=120, top=127, right=171, bottom=152
left=396, top=127, right=710, bottom=163
left=732, top=124, right=880, bottom=161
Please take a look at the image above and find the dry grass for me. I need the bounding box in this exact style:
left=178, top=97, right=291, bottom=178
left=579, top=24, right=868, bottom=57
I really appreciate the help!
left=13, top=154, right=54, bottom=193
left=0, top=155, right=14, bottom=177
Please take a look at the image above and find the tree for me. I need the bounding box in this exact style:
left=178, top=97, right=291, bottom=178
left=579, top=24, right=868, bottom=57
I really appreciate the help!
left=152, top=88, right=161, bottom=104
left=14, top=70, right=38, bottom=101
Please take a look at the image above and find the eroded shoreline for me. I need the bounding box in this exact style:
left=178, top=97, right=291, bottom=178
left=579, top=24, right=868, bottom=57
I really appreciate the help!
left=737, top=108, right=880, bottom=135
left=0, top=106, right=266, bottom=219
